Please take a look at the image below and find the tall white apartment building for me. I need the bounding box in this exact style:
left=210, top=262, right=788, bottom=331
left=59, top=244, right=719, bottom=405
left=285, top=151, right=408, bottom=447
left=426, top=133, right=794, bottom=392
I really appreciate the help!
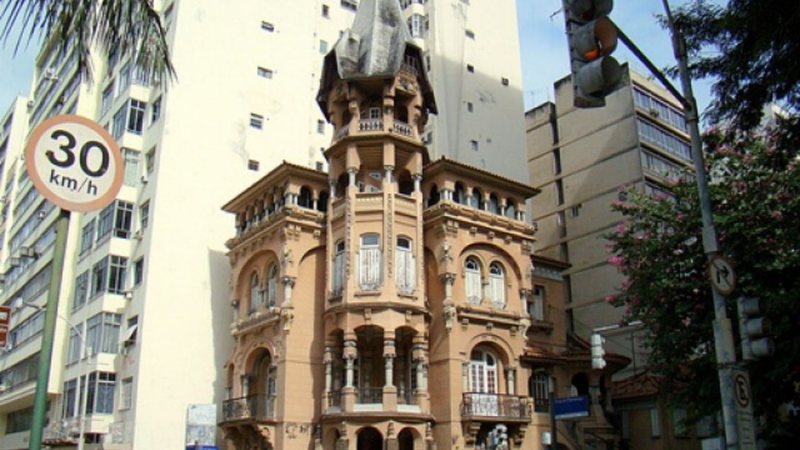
left=0, top=0, right=528, bottom=448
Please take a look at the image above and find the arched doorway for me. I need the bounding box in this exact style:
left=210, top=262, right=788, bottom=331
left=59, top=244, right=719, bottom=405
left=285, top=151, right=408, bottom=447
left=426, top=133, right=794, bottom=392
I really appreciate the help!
left=357, top=426, right=383, bottom=450
left=398, top=428, right=415, bottom=450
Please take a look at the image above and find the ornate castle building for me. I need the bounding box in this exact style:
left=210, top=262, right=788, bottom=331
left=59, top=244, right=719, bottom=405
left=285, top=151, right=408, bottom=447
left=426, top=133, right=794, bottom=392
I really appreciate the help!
left=217, top=1, right=626, bottom=449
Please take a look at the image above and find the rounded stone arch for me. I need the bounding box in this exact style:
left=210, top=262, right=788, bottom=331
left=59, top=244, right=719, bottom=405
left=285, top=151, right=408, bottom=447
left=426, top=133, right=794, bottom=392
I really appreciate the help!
left=459, top=251, right=488, bottom=277
left=356, top=426, right=383, bottom=450
left=460, top=242, right=524, bottom=281
left=243, top=346, right=277, bottom=375
left=398, top=426, right=423, bottom=450
left=464, top=333, right=518, bottom=369
left=298, top=245, right=327, bottom=269
left=323, top=427, right=341, bottom=450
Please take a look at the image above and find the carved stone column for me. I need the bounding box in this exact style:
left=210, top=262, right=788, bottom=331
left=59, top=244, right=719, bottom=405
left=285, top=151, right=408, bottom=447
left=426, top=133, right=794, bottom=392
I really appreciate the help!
left=342, top=336, right=357, bottom=411
left=413, top=174, right=422, bottom=193
left=441, top=273, right=457, bottom=332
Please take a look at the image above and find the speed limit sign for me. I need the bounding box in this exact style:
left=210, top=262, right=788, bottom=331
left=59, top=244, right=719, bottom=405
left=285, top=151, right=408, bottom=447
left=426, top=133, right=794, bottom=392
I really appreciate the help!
left=25, top=115, right=123, bottom=212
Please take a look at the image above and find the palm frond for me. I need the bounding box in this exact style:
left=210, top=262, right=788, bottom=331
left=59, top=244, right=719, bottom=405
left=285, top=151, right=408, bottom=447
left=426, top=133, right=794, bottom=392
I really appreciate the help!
left=0, top=0, right=175, bottom=84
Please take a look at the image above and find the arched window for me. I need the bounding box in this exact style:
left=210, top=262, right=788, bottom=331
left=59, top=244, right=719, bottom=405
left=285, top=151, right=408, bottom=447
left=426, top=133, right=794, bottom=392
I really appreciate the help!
left=359, top=234, right=382, bottom=290
left=249, top=272, right=260, bottom=315
left=395, top=237, right=415, bottom=293
left=318, top=190, right=329, bottom=213
left=488, top=194, right=500, bottom=214
left=265, top=264, right=277, bottom=308
left=469, top=349, right=498, bottom=394
left=336, top=173, right=348, bottom=197
left=427, top=184, right=440, bottom=207
left=506, top=199, right=516, bottom=219
left=333, top=240, right=345, bottom=295
left=471, top=188, right=484, bottom=210
left=454, top=183, right=465, bottom=204
left=489, top=263, right=505, bottom=308
left=298, top=186, right=312, bottom=208
left=465, top=257, right=482, bottom=304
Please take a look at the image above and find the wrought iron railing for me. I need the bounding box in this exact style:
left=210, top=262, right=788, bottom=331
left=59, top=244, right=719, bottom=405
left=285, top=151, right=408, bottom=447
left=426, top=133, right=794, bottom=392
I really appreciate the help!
left=357, top=387, right=383, bottom=404
left=221, top=394, right=275, bottom=421
left=328, top=390, right=343, bottom=408
left=461, top=393, right=530, bottom=420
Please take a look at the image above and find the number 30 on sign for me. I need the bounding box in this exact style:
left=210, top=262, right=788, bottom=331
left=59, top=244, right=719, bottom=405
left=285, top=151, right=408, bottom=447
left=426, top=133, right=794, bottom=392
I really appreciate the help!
left=25, top=115, right=123, bottom=213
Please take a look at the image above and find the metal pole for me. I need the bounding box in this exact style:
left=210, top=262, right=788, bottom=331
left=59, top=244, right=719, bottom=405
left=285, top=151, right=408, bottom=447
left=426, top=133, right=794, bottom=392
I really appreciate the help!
left=77, top=343, right=91, bottom=450
left=549, top=376, right=557, bottom=450
left=29, top=209, right=70, bottom=450
left=661, top=1, right=739, bottom=448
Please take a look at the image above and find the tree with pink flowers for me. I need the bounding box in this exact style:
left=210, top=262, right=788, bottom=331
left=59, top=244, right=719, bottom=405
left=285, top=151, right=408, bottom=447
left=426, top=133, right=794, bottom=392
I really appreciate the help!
left=606, top=126, right=800, bottom=446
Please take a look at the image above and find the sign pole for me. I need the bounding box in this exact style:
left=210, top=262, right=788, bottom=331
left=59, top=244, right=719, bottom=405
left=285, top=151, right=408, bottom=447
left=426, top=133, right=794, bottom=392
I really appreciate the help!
left=550, top=376, right=557, bottom=449
left=28, top=208, right=70, bottom=450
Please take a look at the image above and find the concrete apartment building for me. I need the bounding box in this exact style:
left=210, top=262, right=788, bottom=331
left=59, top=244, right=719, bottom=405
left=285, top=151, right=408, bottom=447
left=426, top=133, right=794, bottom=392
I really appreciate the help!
left=526, top=67, right=713, bottom=449
left=526, top=66, right=693, bottom=374
left=217, top=3, right=626, bottom=449
left=0, top=0, right=528, bottom=448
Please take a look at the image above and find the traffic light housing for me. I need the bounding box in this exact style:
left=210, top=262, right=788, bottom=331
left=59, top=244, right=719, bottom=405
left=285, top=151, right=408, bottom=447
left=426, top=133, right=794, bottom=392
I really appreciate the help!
left=736, top=296, right=774, bottom=361
left=590, top=333, right=606, bottom=369
left=562, top=0, right=622, bottom=108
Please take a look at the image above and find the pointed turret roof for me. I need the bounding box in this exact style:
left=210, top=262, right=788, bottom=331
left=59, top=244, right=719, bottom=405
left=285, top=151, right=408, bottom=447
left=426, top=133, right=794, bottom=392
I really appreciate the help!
left=317, top=0, right=437, bottom=117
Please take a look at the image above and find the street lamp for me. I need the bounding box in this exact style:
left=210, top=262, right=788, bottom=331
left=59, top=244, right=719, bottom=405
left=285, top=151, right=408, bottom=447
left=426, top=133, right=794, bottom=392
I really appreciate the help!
left=14, top=298, right=90, bottom=450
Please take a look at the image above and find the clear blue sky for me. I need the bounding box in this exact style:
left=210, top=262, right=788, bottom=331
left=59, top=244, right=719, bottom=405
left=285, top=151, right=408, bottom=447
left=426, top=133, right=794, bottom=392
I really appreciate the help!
left=1, top=1, right=714, bottom=116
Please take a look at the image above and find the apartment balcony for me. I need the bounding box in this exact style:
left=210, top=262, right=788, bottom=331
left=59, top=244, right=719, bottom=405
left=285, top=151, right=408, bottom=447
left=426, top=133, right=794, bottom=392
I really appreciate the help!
left=461, top=393, right=531, bottom=422
left=220, top=394, right=275, bottom=423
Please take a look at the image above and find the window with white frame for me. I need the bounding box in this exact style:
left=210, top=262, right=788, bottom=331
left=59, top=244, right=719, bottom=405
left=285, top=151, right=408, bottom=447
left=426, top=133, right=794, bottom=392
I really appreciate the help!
left=86, top=371, right=116, bottom=414
left=72, top=271, right=89, bottom=311
left=151, top=96, right=162, bottom=123
left=63, top=379, right=78, bottom=417
left=465, top=257, right=482, bottom=304
left=100, top=83, right=114, bottom=115
left=108, top=256, right=128, bottom=294
left=79, top=219, right=95, bottom=255
left=117, top=62, right=131, bottom=95
left=395, top=237, right=415, bottom=293
left=530, top=285, right=545, bottom=321
left=123, top=148, right=140, bottom=186
left=112, top=104, right=127, bottom=139
left=488, top=263, right=505, bottom=308
left=86, top=312, right=121, bottom=355
left=468, top=349, right=497, bottom=394
left=358, top=234, right=382, bottom=290
left=127, top=99, right=146, bottom=134
left=140, top=201, right=150, bottom=229
left=250, top=113, right=264, bottom=129
left=265, top=264, right=278, bottom=308
left=332, top=240, right=345, bottom=295
left=133, top=258, right=144, bottom=286
left=67, top=326, right=82, bottom=364
left=249, top=272, right=260, bottom=314
left=113, top=201, right=134, bottom=238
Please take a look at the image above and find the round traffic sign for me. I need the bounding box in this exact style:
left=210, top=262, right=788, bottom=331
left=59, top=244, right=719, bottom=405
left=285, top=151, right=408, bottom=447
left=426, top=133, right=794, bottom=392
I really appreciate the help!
left=708, top=255, right=736, bottom=296
left=25, top=115, right=123, bottom=212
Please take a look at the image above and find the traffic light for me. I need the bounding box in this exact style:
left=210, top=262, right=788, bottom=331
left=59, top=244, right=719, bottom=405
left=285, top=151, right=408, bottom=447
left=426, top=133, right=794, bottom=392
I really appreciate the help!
left=562, top=0, right=622, bottom=108
left=590, top=333, right=606, bottom=369
left=736, top=297, right=774, bottom=361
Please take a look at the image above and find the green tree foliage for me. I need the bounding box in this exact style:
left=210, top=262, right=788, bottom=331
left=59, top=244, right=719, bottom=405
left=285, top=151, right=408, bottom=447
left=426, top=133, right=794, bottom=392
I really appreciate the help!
left=670, top=0, right=800, bottom=132
left=606, top=127, right=800, bottom=446
left=0, top=0, right=174, bottom=82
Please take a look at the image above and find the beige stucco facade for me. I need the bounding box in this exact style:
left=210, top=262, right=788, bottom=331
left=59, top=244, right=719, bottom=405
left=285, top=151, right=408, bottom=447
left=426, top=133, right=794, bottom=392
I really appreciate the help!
left=219, top=8, right=627, bottom=448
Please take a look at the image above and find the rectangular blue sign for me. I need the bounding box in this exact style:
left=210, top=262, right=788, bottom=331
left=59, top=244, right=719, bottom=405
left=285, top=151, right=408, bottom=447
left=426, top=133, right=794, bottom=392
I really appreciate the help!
left=554, top=395, right=589, bottom=419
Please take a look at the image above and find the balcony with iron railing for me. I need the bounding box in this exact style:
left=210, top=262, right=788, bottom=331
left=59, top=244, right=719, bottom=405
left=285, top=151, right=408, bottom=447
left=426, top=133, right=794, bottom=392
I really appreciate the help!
left=461, top=393, right=531, bottom=422
left=357, top=386, right=384, bottom=404
left=221, top=394, right=276, bottom=423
